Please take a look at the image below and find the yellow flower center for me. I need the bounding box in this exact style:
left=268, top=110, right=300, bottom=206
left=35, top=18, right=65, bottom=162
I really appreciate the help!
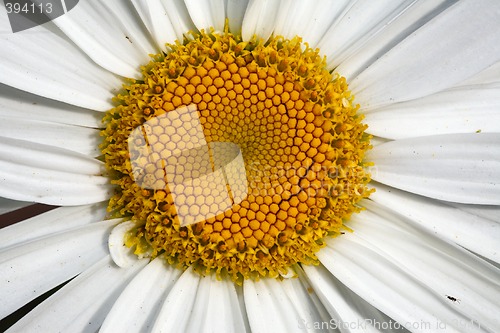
left=101, top=29, right=372, bottom=282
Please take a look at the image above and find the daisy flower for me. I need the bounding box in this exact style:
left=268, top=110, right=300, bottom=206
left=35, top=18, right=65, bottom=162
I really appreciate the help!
left=1, top=0, right=500, bottom=332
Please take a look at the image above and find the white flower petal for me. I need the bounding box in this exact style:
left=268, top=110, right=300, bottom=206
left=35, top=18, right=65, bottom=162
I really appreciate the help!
left=133, top=0, right=195, bottom=50
left=160, top=0, right=197, bottom=40
left=272, top=0, right=350, bottom=48
left=131, top=0, right=179, bottom=52
left=367, top=133, right=500, bottom=204
left=319, top=0, right=415, bottom=70
left=337, top=0, right=455, bottom=81
left=0, top=137, right=112, bottom=205
left=369, top=135, right=391, bottom=147
left=185, top=0, right=226, bottom=32
left=0, top=219, right=118, bottom=319
left=0, top=136, right=101, bottom=174
left=186, top=273, right=247, bottom=333
left=450, top=203, right=500, bottom=223
left=0, top=117, right=101, bottom=156
left=319, top=236, right=489, bottom=333
left=370, top=183, right=500, bottom=264
left=0, top=197, right=29, bottom=215
left=292, top=266, right=333, bottom=331
left=358, top=200, right=500, bottom=282
left=352, top=0, right=500, bottom=110
left=53, top=0, right=157, bottom=78
left=303, top=264, right=401, bottom=333
left=0, top=84, right=102, bottom=127
left=151, top=267, right=200, bottom=332
left=144, top=273, right=245, bottom=332
left=0, top=202, right=107, bottom=250
left=267, top=0, right=302, bottom=39
left=458, top=60, right=500, bottom=87
left=0, top=163, right=111, bottom=205
left=109, top=221, right=141, bottom=268
left=226, top=0, right=250, bottom=35
left=6, top=256, right=147, bottom=333
left=0, top=15, right=120, bottom=111
left=235, top=284, right=252, bottom=332
left=244, top=273, right=329, bottom=333
left=364, top=83, right=500, bottom=139
left=281, top=270, right=332, bottom=333
left=241, top=0, right=281, bottom=42
left=349, top=202, right=500, bottom=331
left=244, top=278, right=300, bottom=332
left=100, top=257, right=182, bottom=333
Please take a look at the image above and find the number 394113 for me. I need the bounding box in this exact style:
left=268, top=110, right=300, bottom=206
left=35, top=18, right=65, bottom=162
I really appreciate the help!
left=5, top=1, right=53, bottom=14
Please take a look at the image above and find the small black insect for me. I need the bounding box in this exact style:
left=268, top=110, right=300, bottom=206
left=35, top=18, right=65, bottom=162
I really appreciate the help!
left=446, top=295, right=460, bottom=303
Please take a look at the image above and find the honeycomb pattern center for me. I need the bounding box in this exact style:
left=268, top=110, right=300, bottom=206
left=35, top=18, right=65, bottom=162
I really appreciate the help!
left=101, top=30, right=372, bottom=281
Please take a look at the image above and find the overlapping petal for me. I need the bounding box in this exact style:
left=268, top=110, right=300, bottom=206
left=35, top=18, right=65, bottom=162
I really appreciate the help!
left=0, top=84, right=102, bottom=127
left=100, top=258, right=182, bottom=333
left=319, top=203, right=500, bottom=332
left=5, top=256, right=147, bottom=333
left=183, top=273, right=247, bottom=333
left=364, top=83, right=500, bottom=139
left=272, top=0, right=349, bottom=48
left=303, top=264, right=404, bottom=333
left=244, top=272, right=330, bottom=333
left=367, top=133, right=500, bottom=204
left=337, top=0, right=455, bottom=81
left=185, top=0, right=225, bottom=32
left=0, top=197, right=29, bottom=216
left=370, top=183, right=500, bottom=264
left=0, top=203, right=107, bottom=250
left=0, top=9, right=121, bottom=111
left=52, top=0, right=157, bottom=78
left=131, top=0, right=195, bottom=52
left=149, top=267, right=247, bottom=332
left=352, top=0, right=500, bottom=110
left=0, top=138, right=112, bottom=205
left=0, top=117, right=101, bottom=156
left=318, top=0, right=416, bottom=70
left=241, top=0, right=281, bottom=42
left=0, top=219, right=119, bottom=319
